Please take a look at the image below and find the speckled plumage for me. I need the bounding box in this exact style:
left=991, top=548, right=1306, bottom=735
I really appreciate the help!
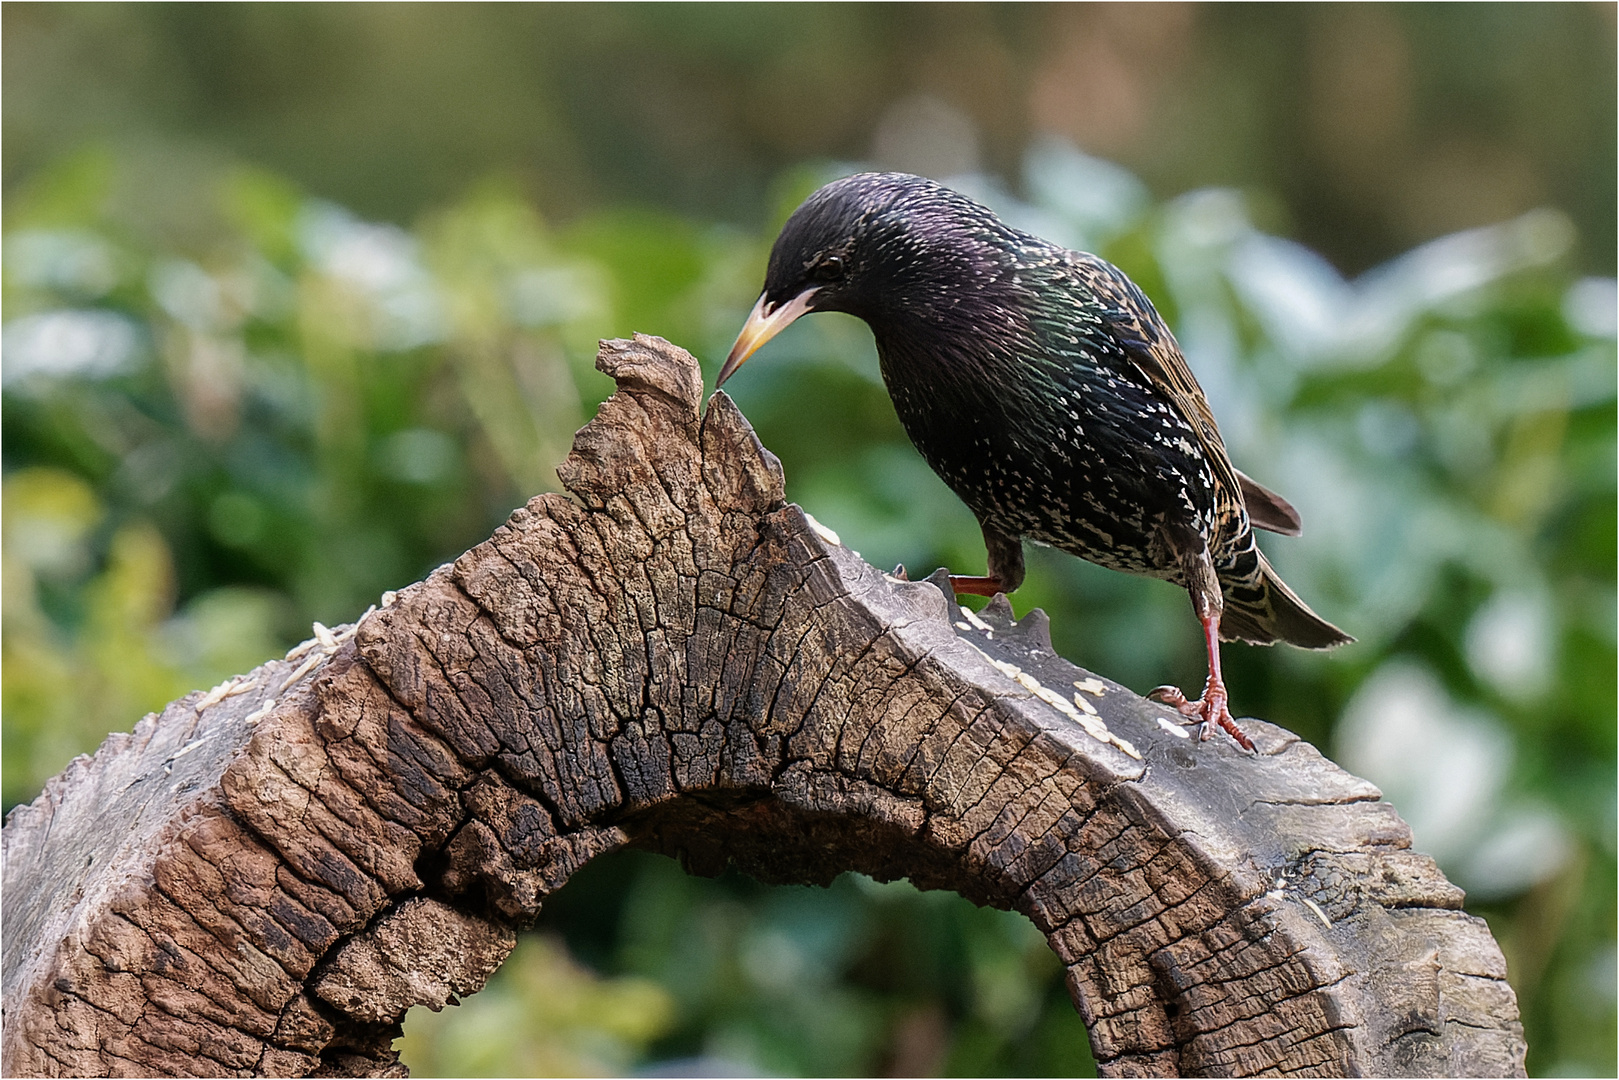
left=722, top=172, right=1351, bottom=746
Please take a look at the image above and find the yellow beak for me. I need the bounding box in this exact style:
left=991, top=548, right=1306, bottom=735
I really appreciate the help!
left=716, top=288, right=819, bottom=387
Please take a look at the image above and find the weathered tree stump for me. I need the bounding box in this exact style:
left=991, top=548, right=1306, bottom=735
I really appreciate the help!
left=2, top=335, right=1525, bottom=1078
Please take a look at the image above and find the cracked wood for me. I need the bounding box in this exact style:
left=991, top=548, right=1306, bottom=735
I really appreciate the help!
left=2, top=334, right=1525, bottom=1078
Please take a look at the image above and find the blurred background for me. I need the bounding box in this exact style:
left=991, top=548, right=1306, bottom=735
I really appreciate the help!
left=3, top=3, right=1612, bottom=1076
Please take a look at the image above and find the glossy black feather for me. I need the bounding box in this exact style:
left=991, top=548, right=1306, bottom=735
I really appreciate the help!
left=759, top=172, right=1349, bottom=650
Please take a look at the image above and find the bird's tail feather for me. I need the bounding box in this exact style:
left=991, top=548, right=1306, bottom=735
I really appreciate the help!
left=1220, top=549, right=1352, bottom=649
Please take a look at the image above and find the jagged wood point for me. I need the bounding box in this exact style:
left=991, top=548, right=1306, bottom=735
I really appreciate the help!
left=2, top=334, right=1525, bottom=1078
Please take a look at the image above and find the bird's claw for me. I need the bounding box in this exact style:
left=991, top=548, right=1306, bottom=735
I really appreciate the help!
left=1147, top=684, right=1196, bottom=715
left=1147, top=684, right=1255, bottom=752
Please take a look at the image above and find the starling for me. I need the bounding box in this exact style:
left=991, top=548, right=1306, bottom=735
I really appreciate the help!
left=718, top=173, right=1351, bottom=750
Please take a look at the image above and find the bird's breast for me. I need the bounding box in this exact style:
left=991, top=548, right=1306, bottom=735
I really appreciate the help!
left=875, top=334, right=1237, bottom=575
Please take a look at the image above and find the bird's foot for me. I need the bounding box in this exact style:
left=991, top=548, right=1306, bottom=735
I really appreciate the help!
left=891, top=563, right=910, bottom=581
left=1147, top=683, right=1256, bottom=753
left=948, top=574, right=1005, bottom=597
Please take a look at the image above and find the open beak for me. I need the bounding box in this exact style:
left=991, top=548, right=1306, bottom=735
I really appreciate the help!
left=717, top=288, right=818, bottom=387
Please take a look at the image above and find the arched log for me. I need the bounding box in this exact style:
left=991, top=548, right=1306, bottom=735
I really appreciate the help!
left=2, top=335, right=1525, bottom=1078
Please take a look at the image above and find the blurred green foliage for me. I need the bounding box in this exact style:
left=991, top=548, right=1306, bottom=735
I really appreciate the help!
left=7, top=4, right=1615, bottom=278
left=399, top=931, right=675, bottom=1077
left=3, top=134, right=1613, bottom=1075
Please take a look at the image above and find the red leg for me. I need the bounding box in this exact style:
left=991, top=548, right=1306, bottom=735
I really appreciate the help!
left=1148, top=524, right=1256, bottom=753
left=948, top=574, right=1004, bottom=597
left=943, top=525, right=1025, bottom=598
left=1148, top=612, right=1255, bottom=752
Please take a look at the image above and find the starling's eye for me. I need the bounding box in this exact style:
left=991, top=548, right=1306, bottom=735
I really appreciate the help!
left=812, top=255, right=846, bottom=282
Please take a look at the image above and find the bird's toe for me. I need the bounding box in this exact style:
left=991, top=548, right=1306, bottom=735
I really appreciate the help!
left=1147, top=684, right=1200, bottom=717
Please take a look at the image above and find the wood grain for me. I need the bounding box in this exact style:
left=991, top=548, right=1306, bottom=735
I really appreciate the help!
left=1, top=334, right=1525, bottom=1077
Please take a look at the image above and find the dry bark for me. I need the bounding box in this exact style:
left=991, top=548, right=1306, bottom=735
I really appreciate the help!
left=2, top=335, right=1525, bottom=1078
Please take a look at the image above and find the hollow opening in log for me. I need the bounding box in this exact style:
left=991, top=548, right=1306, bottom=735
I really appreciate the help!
left=397, top=846, right=1100, bottom=1078
left=402, top=779, right=1116, bottom=1072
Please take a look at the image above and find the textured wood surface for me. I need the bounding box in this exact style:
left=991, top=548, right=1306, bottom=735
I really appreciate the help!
left=2, top=334, right=1525, bottom=1077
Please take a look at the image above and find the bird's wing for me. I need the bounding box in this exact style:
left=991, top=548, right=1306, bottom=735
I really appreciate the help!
left=1062, top=251, right=1248, bottom=510
left=1235, top=469, right=1303, bottom=536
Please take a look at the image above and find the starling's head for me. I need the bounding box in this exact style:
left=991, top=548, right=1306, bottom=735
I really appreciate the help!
left=719, top=172, right=1011, bottom=386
